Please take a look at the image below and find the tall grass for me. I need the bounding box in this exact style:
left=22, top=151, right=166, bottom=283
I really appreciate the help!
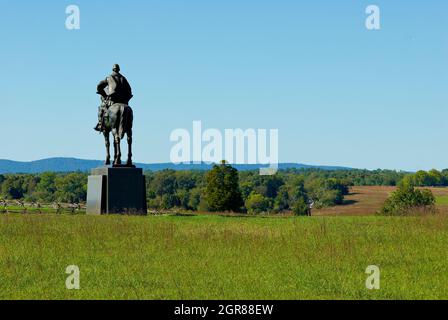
left=0, top=214, right=447, bottom=299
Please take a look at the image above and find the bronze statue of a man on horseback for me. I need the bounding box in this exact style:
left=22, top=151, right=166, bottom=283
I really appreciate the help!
left=95, top=64, right=134, bottom=166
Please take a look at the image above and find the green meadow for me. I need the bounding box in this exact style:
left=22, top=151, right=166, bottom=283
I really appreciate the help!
left=436, top=195, right=448, bottom=205
left=1, top=213, right=447, bottom=300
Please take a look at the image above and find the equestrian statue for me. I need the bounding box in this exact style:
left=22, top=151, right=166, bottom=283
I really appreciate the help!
left=94, top=64, right=134, bottom=166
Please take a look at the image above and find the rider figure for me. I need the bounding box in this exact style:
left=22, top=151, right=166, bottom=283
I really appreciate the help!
left=94, top=64, right=133, bottom=132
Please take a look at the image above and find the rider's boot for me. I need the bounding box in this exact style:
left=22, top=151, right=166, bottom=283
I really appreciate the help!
left=94, top=106, right=105, bottom=132
left=94, top=122, right=102, bottom=132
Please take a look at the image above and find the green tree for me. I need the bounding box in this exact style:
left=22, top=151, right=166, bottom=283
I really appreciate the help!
left=274, top=185, right=290, bottom=212
left=176, top=189, right=190, bottom=209
left=35, top=172, right=57, bottom=202
left=325, top=178, right=350, bottom=196
left=428, top=169, right=443, bottom=186
left=175, top=171, right=198, bottom=190
left=187, top=187, right=202, bottom=211
left=285, top=175, right=310, bottom=215
left=54, top=173, right=87, bottom=203
left=262, top=176, right=284, bottom=198
left=292, top=196, right=309, bottom=216
left=205, top=161, right=243, bottom=212
left=245, top=192, right=271, bottom=214
left=23, top=175, right=39, bottom=201
left=414, top=170, right=431, bottom=186
left=240, top=181, right=255, bottom=201
left=1, top=175, right=26, bottom=199
left=160, top=194, right=179, bottom=209
left=400, top=174, right=415, bottom=187
left=441, top=169, right=448, bottom=185
left=305, top=177, right=347, bottom=207
left=151, top=170, right=177, bottom=196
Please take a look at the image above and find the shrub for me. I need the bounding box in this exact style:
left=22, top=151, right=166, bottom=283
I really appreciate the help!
left=292, top=197, right=309, bottom=216
left=245, top=193, right=271, bottom=214
left=380, top=182, right=436, bottom=216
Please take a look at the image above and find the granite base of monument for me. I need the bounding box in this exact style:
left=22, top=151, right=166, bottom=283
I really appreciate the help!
left=86, top=166, right=147, bottom=215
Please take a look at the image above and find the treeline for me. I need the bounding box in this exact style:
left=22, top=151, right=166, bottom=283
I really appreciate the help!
left=145, top=163, right=349, bottom=214
left=0, top=164, right=350, bottom=214
left=402, top=169, right=448, bottom=187
left=283, top=168, right=407, bottom=186
left=283, top=168, right=448, bottom=187
left=0, top=172, right=87, bottom=203
left=1, top=167, right=448, bottom=214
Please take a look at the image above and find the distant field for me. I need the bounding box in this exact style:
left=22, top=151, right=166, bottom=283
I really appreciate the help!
left=313, top=186, right=448, bottom=216
left=1, top=214, right=448, bottom=299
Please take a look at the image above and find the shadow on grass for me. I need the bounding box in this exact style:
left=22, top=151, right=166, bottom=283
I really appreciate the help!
left=171, top=212, right=197, bottom=217
left=166, top=211, right=291, bottom=219
left=341, top=200, right=358, bottom=206
left=217, top=213, right=292, bottom=219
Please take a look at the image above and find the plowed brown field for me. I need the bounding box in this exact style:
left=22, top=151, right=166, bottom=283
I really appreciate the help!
left=313, top=186, right=448, bottom=216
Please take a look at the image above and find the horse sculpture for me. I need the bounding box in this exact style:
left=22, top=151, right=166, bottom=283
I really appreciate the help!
left=99, top=97, right=134, bottom=166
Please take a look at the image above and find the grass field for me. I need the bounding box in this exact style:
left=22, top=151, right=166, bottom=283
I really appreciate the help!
left=1, top=213, right=448, bottom=299
left=436, top=195, right=448, bottom=205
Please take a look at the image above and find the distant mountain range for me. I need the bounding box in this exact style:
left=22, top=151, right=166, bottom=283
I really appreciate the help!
left=0, top=157, right=353, bottom=174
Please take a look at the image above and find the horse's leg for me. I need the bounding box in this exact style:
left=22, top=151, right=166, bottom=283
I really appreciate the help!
left=112, top=129, right=118, bottom=164
left=116, top=136, right=122, bottom=165
left=112, top=128, right=122, bottom=165
left=126, top=129, right=133, bottom=166
left=104, top=131, right=111, bottom=165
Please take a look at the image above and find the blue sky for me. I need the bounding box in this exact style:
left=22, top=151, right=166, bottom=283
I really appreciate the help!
left=1, top=0, right=447, bottom=171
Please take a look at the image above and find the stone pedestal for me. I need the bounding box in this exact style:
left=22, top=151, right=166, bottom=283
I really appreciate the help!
left=86, top=166, right=147, bottom=215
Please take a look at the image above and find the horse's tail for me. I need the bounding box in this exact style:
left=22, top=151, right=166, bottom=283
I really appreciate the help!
left=119, top=105, right=133, bottom=139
